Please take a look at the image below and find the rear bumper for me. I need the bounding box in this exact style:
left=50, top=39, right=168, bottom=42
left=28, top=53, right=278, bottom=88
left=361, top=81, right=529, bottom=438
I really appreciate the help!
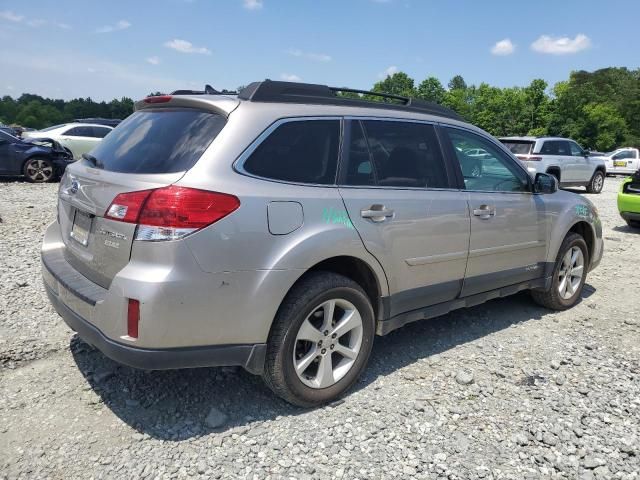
left=43, top=265, right=266, bottom=373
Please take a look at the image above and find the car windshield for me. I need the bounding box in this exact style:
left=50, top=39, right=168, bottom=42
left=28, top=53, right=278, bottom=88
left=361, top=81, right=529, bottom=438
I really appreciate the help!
left=88, top=108, right=226, bottom=174
left=500, top=140, right=534, bottom=155
left=38, top=124, right=68, bottom=132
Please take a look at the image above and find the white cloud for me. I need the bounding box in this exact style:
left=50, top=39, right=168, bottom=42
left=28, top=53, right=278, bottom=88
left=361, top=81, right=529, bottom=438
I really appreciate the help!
left=243, top=0, right=263, bottom=10
left=96, top=19, right=131, bottom=34
left=146, top=56, right=161, bottom=65
left=55, top=22, right=71, bottom=30
left=378, top=65, right=399, bottom=79
left=27, top=19, right=46, bottom=28
left=531, top=34, right=591, bottom=55
left=164, top=38, right=211, bottom=55
left=280, top=73, right=301, bottom=82
left=491, top=38, right=515, bottom=56
left=287, top=48, right=332, bottom=62
left=0, top=49, right=193, bottom=100
left=0, top=10, right=23, bottom=22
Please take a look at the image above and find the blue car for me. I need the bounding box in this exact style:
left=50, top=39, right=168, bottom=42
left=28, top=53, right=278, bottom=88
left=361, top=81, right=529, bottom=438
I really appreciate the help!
left=0, top=129, right=74, bottom=182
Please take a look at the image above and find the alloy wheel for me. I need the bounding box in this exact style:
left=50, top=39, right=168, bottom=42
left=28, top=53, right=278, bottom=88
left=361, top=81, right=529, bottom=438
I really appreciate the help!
left=557, top=246, right=584, bottom=300
left=293, top=299, right=363, bottom=389
left=26, top=159, right=53, bottom=182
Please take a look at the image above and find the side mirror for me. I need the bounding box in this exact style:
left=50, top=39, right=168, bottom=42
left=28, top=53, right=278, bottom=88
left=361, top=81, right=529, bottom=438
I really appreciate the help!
left=534, top=172, right=558, bottom=194
left=583, top=149, right=591, bottom=157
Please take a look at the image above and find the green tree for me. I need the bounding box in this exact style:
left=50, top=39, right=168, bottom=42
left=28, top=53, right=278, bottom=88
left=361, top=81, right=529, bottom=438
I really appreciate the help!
left=448, top=75, right=467, bottom=91
left=416, top=77, right=445, bottom=103
left=371, top=72, right=416, bottom=99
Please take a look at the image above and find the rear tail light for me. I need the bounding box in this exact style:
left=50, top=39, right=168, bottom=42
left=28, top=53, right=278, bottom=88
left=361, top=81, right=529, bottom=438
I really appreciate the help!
left=127, top=299, right=140, bottom=338
left=516, top=155, right=542, bottom=162
left=105, top=186, right=240, bottom=241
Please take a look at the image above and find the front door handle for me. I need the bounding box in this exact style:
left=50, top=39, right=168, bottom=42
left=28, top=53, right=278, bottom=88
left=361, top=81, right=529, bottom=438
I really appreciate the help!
left=361, top=205, right=394, bottom=222
left=473, top=205, right=496, bottom=219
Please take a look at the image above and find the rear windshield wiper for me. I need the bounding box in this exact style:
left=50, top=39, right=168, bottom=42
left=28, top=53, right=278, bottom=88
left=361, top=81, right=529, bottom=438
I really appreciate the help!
left=82, top=153, right=103, bottom=169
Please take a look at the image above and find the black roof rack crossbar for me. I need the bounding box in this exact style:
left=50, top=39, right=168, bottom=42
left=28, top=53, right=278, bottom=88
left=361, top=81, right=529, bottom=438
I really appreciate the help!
left=170, top=84, right=238, bottom=96
left=238, top=80, right=463, bottom=121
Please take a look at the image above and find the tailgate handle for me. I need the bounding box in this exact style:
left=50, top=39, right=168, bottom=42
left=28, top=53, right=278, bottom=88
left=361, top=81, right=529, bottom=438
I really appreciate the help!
left=361, top=205, right=394, bottom=222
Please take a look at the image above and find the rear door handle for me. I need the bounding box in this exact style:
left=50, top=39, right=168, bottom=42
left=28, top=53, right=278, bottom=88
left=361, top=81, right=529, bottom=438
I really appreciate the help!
left=473, top=205, right=496, bottom=219
left=361, top=205, right=394, bottom=222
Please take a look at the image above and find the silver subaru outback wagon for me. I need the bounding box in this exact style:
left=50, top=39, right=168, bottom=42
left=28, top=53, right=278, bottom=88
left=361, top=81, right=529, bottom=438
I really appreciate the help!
left=42, top=80, right=603, bottom=406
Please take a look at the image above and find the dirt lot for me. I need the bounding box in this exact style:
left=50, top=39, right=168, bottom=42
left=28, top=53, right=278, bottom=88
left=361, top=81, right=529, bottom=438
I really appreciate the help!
left=1, top=176, right=638, bottom=480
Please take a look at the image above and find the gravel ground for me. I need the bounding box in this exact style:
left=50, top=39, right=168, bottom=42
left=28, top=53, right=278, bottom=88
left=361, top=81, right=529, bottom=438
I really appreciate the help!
left=1, top=176, right=639, bottom=480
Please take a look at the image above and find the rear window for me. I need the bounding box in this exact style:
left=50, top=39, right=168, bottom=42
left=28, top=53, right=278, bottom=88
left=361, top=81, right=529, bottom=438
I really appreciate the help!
left=501, top=140, right=533, bottom=155
left=242, top=119, right=340, bottom=185
left=89, top=108, right=226, bottom=174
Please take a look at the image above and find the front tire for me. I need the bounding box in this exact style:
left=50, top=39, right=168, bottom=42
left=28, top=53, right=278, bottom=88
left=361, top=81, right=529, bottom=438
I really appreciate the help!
left=531, top=233, right=589, bottom=310
left=23, top=157, right=55, bottom=183
left=586, top=170, right=605, bottom=194
left=263, top=272, right=375, bottom=407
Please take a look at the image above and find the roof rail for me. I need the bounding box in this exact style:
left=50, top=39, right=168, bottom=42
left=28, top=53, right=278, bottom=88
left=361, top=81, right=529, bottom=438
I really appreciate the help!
left=170, top=84, right=238, bottom=96
left=237, top=80, right=463, bottom=120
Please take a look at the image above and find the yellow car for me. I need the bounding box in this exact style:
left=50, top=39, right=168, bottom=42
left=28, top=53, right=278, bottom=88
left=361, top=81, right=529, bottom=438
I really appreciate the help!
left=618, top=171, right=640, bottom=228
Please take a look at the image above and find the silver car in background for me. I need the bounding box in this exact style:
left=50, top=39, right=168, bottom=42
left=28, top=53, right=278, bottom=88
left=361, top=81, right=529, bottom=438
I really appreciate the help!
left=500, top=136, right=607, bottom=193
left=42, top=81, right=604, bottom=406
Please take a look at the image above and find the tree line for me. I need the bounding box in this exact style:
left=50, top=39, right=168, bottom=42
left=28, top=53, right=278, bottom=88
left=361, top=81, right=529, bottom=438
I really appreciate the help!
left=1, top=66, right=638, bottom=151
left=0, top=95, right=134, bottom=130
left=364, top=67, right=639, bottom=152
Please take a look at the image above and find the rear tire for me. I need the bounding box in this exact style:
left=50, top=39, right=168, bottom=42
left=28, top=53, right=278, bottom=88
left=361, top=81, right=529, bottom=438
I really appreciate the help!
left=531, top=233, right=589, bottom=310
left=263, top=271, right=375, bottom=407
left=586, top=170, right=605, bottom=194
left=23, top=157, right=55, bottom=183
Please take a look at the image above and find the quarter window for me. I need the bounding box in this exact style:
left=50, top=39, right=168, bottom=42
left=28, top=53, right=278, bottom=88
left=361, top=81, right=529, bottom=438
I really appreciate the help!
left=445, top=128, right=529, bottom=193
left=92, top=127, right=112, bottom=138
left=343, top=120, right=449, bottom=189
left=243, top=120, right=340, bottom=185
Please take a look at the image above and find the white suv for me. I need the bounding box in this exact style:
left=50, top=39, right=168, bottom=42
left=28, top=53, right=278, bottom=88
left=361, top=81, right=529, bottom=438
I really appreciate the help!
left=500, top=136, right=607, bottom=193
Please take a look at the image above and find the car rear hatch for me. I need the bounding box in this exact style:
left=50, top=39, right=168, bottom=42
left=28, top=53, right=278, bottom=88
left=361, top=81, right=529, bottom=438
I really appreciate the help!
left=57, top=96, right=238, bottom=289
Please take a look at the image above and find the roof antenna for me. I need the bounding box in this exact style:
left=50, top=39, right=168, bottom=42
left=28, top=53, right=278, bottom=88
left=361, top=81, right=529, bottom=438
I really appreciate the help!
left=204, top=84, right=220, bottom=95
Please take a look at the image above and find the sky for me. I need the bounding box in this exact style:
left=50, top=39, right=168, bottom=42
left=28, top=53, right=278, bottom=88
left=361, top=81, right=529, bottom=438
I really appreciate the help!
left=0, top=0, right=639, bottom=101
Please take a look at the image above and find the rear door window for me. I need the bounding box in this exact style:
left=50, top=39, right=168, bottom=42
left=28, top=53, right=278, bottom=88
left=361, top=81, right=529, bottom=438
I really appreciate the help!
left=343, top=120, right=449, bottom=189
left=540, top=140, right=571, bottom=156
left=64, top=126, right=93, bottom=137
left=243, top=119, right=340, bottom=185
left=89, top=108, right=226, bottom=174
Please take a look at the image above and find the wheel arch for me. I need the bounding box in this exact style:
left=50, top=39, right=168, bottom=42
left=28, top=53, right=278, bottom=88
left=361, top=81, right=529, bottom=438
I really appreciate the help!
left=546, top=166, right=561, bottom=181
left=548, top=220, right=596, bottom=269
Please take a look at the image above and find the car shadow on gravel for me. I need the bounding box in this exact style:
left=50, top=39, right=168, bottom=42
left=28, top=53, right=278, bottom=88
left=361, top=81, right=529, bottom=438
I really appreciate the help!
left=613, top=224, right=640, bottom=234
left=70, top=289, right=591, bottom=441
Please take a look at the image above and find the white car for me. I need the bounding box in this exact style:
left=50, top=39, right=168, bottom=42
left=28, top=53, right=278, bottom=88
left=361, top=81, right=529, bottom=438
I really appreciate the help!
left=597, top=148, right=640, bottom=175
left=23, top=123, right=113, bottom=160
